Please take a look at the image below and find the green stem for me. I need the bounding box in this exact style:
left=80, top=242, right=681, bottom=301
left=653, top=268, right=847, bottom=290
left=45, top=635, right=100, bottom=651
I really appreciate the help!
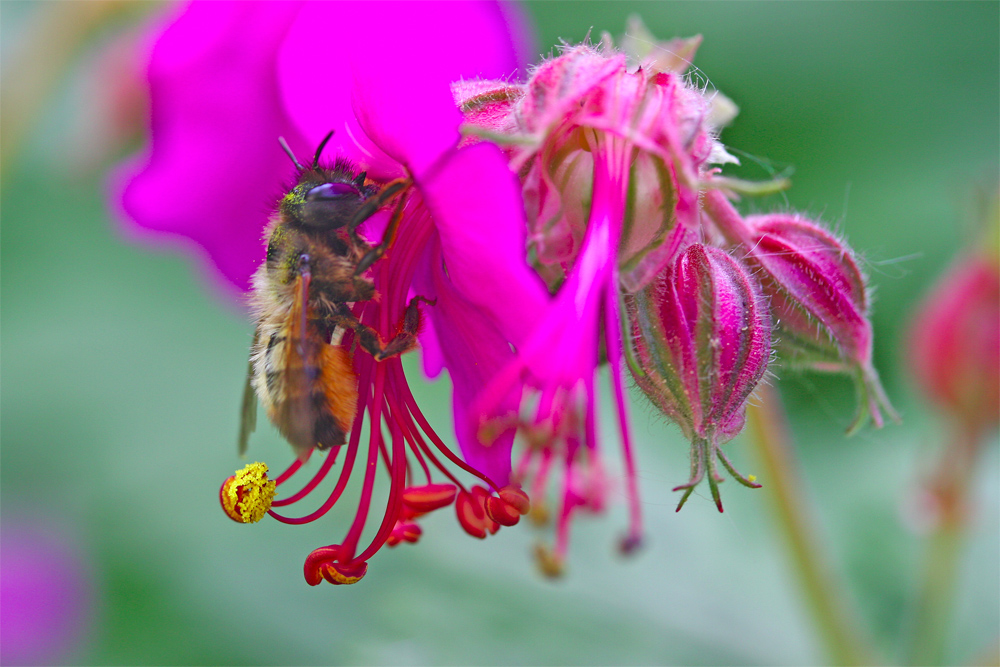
left=907, top=424, right=978, bottom=666
left=746, top=384, right=877, bottom=666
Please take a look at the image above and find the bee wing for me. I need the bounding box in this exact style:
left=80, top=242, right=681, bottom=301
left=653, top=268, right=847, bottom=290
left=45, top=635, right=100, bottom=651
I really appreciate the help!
left=276, top=271, right=321, bottom=459
left=237, top=337, right=258, bottom=456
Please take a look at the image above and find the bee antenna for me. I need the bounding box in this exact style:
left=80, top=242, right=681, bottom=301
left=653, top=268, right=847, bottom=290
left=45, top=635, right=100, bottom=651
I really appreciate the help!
left=312, top=130, right=335, bottom=169
left=278, top=137, right=304, bottom=171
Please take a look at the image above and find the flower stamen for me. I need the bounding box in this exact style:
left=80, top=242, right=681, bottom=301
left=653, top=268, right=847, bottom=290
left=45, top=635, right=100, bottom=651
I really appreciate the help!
left=220, top=462, right=276, bottom=524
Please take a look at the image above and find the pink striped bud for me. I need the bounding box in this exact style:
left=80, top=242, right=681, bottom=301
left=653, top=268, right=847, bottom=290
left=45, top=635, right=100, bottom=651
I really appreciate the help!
left=909, top=252, right=999, bottom=436
left=626, top=243, right=770, bottom=511
left=704, top=191, right=898, bottom=433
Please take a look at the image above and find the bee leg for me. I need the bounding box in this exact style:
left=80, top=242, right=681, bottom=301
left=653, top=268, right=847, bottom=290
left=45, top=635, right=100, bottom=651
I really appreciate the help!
left=372, top=296, right=436, bottom=360
left=347, top=178, right=411, bottom=258
left=354, top=186, right=409, bottom=276
left=332, top=297, right=434, bottom=361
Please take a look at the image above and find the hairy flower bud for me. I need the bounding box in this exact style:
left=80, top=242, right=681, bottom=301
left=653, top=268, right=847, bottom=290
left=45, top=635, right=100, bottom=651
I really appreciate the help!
left=626, top=243, right=770, bottom=511
left=458, top=43, right=735, bottom=294
left=704, top=191, right=897, bottom=433
left=909, top=252, right=999, bottom=435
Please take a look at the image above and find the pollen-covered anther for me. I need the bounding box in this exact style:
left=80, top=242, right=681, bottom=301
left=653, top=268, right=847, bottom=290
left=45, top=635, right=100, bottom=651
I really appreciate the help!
left=303, top=546, right=368, bottom=586
left=219, top=462, right=275, bottom=524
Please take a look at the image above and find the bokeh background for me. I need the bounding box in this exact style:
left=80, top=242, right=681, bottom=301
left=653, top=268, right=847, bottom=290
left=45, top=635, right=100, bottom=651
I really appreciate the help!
left=1, top=1, right=997, bottom=665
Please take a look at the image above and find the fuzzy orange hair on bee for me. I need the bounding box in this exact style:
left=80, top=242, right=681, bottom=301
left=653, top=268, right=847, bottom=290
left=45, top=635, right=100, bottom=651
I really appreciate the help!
left=238, top=131, right=428, bottom=459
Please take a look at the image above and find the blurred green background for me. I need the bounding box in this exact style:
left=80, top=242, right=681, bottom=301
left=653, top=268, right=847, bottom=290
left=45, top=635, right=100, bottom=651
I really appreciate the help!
left=1, top=1, right=997, bottom=665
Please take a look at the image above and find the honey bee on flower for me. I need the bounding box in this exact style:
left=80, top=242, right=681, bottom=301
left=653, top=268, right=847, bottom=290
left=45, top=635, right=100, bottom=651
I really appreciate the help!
left=115, top=0, right=543, bottom=586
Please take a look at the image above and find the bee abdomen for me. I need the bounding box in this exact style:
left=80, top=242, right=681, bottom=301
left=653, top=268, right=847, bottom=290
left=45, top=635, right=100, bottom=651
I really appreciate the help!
left=313, top=344, right=357, bottom=449
left=252, top=332, right=357, bottom=453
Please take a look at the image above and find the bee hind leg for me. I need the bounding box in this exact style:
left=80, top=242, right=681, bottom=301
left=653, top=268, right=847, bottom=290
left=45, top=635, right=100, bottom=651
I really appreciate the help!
left=334, top=297, right=434, bottom=361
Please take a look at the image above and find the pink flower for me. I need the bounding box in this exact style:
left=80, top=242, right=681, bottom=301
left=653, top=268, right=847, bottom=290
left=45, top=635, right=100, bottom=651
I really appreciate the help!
left=112, top=1, right=545, bottom=584
left=0, top=521, right=93, bottom=664
left=459, top=39, right=738, bottom=572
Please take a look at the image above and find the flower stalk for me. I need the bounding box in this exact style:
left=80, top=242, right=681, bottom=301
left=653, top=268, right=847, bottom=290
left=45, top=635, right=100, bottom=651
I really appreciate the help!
left=906, top=423, right=980, bottom=666
left=746, top=383, right=877, bottom=666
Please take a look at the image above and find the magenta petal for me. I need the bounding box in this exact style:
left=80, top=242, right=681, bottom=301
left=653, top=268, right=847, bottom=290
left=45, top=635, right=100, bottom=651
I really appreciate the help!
left=420, top=143, right=549, bottom=345
left=275, top=2, right=401, bottom=180
left=346, top=1, right=526, bottom=176
left=417, top=305, right=445, bottom=380
left=422, top=247, right=519, bottom=485
left=111, top=1, right=305, bottom=292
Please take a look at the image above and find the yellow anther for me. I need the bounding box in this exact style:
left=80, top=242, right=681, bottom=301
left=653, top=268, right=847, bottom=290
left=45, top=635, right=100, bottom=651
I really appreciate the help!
left=534, top=543, right=565, bottom=579
left=221, top=462, right=275, bottom=523
left=747, top=474, right=757, bottom=483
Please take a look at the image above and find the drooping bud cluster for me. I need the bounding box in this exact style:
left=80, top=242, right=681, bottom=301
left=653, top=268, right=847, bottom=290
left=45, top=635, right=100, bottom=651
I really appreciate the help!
left=459, top=21, right=896, bottom=526
left=626, top=244, right=770, bottom=511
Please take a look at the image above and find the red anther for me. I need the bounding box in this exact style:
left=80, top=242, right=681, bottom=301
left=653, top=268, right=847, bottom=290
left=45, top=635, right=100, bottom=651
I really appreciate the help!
left=386, top=521, right=422, bottom=547
left=470, top=486, right=500, bottom=534
left=455, top=490, right=488, bottom=539
left=498, top=486, right=530, bottom=515
left=485, top=496, right=521, bottom=526
left=219, top=476, right=241, bottom=523
left=401, top=483, right=458, bottom=514
left=303, top=546, right=343, bottom=586
left=321, top=560, right=368, bottom=585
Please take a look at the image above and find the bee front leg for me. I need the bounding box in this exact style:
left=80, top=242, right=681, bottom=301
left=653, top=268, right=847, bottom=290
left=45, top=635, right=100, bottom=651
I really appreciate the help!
left=348, top=178, right=411, bottom=275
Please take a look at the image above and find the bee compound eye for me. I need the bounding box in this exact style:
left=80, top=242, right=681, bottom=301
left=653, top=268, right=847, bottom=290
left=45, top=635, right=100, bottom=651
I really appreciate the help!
left=306, top=182, right=361, bottom=201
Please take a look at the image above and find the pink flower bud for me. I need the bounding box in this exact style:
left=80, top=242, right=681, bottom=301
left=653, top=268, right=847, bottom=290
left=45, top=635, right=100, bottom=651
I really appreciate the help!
left=909, top=252, right=1000, bottom=435
left=626, top=243, right=770, bottom=511
left=451, top=79, right=524, bottom=148
left=459, top=44, right=734, bottom=293
left=704, top=191, right=898, bottom=433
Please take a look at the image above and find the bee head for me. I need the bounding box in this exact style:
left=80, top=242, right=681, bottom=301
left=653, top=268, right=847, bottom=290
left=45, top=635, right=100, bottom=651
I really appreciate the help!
left=277, top=132, right=373, bottom=229
left=281, top=176, right=368, bottom=229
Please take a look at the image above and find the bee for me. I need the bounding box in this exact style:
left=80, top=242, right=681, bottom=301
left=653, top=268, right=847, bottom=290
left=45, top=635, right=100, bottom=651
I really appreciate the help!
left=238, top=132, right=428, bottom=459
